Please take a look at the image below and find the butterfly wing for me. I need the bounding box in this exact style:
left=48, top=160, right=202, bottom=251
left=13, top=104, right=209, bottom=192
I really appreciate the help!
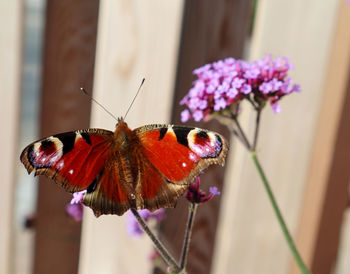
left=20, top=129, right=114, bottom=193
left=134, top=124, right=228, bottom=210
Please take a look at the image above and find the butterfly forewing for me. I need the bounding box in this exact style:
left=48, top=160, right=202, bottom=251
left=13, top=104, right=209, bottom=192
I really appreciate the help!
left=135, top=124, right=228, bottom=186
left=20, top=129, right=114, bottom=193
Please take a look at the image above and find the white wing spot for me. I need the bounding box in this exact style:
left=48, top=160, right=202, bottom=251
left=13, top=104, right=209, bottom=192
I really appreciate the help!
left=69, top=169, right=74, bottom=175
left=189, top=153, right=197, bottom=161
left=182, top=162, right=187, bottom=167
left=49, top=155, right=59, bottom=164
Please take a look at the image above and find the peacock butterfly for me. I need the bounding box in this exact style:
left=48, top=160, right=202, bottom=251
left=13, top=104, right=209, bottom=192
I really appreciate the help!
left=20, top=118, right=228, bottom=216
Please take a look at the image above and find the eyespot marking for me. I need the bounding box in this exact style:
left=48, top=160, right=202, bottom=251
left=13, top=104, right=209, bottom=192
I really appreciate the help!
left=188, top=129, right=223, bottom=158
left=28, top=137, right=64, bottom=168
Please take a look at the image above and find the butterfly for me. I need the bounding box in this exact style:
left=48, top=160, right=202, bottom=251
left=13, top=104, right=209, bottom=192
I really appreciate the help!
left=20, top=118, right=228, bottom=217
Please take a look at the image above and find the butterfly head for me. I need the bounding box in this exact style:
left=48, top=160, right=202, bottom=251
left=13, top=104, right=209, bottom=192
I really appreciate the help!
left=114, top=118, right=135, bottom=150
left=115, top=117, right=128, bottom=130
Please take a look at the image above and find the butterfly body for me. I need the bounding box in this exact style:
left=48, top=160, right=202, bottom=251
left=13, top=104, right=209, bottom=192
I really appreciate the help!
left=21, top=119, right=228, bottom=216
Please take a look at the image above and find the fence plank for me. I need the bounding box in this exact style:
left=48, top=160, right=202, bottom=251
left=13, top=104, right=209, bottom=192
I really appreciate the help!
left=0, top=1, right=22, bottom=274
left=213, top=0, right=340, bottom=273
left=33, top=1, right=99, bottom=274
left=293, top=1, right=350, bottom=273
left=161, top=1, right=254, bottom=274
left=78, top=1, right=184, bottom=273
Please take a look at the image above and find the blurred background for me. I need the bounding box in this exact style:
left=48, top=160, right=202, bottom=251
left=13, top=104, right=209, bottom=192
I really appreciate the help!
left=1, top=0, right=350, bottom=273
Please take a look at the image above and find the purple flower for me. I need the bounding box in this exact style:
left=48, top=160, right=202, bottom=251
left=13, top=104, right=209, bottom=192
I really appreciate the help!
left=232, top=78, right=245, bottom=89
left=185, top=177, right=221, bottom=204
left=244, top=66, right=260, bottom=79
left=241, top=84, right=252, bottom=95
left=209, top=186, right=221, bottom=196
left=66, top=203, right=84, bottom=222
left=214, top=98, right=227, bottom=111
left=271, top=102, right=281, bottom=113
left=66, top=190, right=87, bottom=221
left=70, top=190, right=87, bottom=204
left=180, top=55, right=300, bottom=121
left=126, top=209, right=165, bottom=237
left=259, top=82, right=272, bottom=94
left=193, top=110, right=204, bottom=121
left=181, top=109, right=191, bottom=122
left=227, top=88, right=238, bottom=99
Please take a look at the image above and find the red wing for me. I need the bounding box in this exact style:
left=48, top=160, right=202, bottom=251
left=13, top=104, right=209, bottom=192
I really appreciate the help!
left=20, top=129, right=114, bottom=193
left=135, top=154, right=189, bottom=212
left=81, top=160, right=132, bottom=216
left=134, top=124, right=228, bottom=201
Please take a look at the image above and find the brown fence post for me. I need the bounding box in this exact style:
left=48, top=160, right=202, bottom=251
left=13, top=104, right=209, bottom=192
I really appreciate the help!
left=33, top=1, right=99, bottom=274
left=159, top=1, right=254, bottom=273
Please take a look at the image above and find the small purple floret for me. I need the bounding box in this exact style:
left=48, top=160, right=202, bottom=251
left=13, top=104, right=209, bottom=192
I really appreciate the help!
left=185, top=177, right=221, bottom=204
left=66, top=190, right=87, bottom=221
left=209, top=186, right=221, bottom=196
left=66, top=203, right=84, bottom=222
left=70, top=190, right=87, bottom=204
left=181, top=109, right=191, bottom=122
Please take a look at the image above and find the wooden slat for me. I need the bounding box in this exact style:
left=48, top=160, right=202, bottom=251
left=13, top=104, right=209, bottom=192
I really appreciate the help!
left=334, top=209, right=350, bottom=273
left=293, top=1, right=350, bottom=272
left=213, top=0, right=340, bottom=273
left=160, top=1, right=253, bottom=273
left=78, top=1, right=184, bottom=274
left=0, top=1, right=22, bottom=274
left=33, top=1, right=99, bottom=274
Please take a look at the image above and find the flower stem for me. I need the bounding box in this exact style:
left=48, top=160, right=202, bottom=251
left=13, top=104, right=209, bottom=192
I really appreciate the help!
left=250, top=151, right=310, bottom=274
left=252, top=109, right=261, bottom=151
left=130, top=209, right=181, bottom=272
left=233, top=117, right=251, bottom=150
left=180, top=202, right=197, bottom=271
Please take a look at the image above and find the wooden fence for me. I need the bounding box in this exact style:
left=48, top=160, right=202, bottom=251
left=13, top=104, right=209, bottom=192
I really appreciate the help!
left=2, top=0, right=350, bottom=273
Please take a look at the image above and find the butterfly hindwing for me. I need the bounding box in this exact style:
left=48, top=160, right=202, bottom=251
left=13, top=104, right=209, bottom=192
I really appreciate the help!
left=20, top=129, right=114, bottom=193
left=81, top=160, right=132, bottom=217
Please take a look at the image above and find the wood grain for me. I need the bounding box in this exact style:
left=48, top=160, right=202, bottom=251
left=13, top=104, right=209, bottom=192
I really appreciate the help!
left=33, top=1, right=99, bottom=274
left=0, top=1, right=22, bottom=274
left=292, top=1, right=350, bottom=272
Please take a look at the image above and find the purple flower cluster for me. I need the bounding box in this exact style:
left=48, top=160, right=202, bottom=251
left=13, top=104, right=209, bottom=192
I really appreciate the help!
left=180, top=55, right=300, bottom=122
left=185, top=177, right=221, bottom=204
left=126, top=209, right=165, bottom=237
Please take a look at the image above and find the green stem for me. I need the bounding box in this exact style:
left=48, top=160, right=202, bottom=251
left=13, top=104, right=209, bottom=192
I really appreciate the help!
left=250, top=151, right=310, bottom=274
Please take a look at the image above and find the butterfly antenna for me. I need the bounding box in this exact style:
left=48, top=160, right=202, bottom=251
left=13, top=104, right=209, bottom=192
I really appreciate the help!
left=80, top=88, right=119, bottom=121
left=123, top=78, right=145, bottom=120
